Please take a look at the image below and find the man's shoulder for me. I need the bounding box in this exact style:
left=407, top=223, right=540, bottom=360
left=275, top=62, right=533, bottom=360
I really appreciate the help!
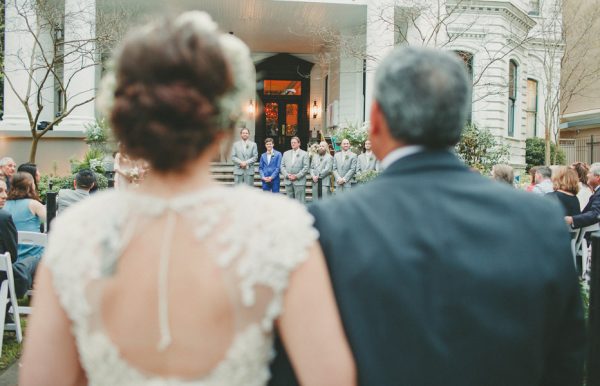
left=0, top=208, right=12, bottom=221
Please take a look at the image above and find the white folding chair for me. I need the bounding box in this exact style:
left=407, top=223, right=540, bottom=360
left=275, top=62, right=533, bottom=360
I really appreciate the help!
left=569, top=228, right=580, bottom=268
left=0, top=252, right=23, bottom=355
left=16, top=231, right=48, bottom=315
left=573, top=223, right=600, bottom=279
left=17, top=231, right=48, bottom=247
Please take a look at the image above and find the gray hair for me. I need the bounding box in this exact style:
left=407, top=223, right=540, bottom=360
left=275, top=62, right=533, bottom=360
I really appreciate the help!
left=536, top=166, right=552, bottom=179
left=590, top=162, right=600, bottom=176
left=492, top=164, right=514, bottom=186
left=0, top=157, right=14, bottom=167
left=374, top=47, right=471, bottom=147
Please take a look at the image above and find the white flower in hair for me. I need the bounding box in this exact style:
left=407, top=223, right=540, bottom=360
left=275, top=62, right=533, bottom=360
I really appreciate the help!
left=174, top=10, right=218, bottom=34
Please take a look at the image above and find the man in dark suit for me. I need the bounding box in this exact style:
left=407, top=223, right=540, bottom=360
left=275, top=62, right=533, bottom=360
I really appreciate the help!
left=258, top=137, right=282, bottom=193
left=270, top=47, right=584, bottom=385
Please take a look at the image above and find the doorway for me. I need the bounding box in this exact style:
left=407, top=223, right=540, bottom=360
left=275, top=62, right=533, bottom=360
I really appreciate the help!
left=255, top=54, right=314, bottom=154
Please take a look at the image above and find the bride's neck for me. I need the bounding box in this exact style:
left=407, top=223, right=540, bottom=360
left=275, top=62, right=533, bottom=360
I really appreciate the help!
left=138, top=150, right=219, bottom=198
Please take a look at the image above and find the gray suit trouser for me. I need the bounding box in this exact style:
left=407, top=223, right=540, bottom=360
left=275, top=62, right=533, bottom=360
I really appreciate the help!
left=334, top=183, right=352, bottom=194
left=313, top=183, right=332, bottom=200
left=234, top=173, right=254, bottom=186
left=286, top=183, right=306, bottom=203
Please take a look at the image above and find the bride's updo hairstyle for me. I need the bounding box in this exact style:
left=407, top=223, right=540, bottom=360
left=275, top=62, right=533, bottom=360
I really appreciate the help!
left=107, top=12, right=254, bottom=172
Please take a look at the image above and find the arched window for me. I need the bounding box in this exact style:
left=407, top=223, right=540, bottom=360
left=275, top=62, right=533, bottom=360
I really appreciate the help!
left=508, top=60, right=518, bottom=137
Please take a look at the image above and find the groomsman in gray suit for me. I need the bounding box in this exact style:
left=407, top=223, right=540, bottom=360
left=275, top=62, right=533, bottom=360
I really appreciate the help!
left=333, top=138, right=357, bottom=192
left=231, top=128, right=258, bottom=186
left=280, top=136, right=309, bottom=203
left=356, top=139, right=380, bottom=175
left=310, top=141, right=333, bottom=199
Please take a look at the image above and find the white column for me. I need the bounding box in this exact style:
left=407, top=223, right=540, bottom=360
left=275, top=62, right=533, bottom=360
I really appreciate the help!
left=365, top=0, right=395, bottom=118
left=60, top=0, right=97, bottom=131
left=339, top=53, right=364, bottom=126
left=1, top=0, right=38, bottom=131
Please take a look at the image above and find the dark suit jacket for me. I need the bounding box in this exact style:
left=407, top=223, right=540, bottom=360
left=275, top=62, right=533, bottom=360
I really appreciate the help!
left=269, top=150, right=585, bottom=386
left=0, top=209, right=17, bottom=262
left=572, top=187, right=600, bottom=228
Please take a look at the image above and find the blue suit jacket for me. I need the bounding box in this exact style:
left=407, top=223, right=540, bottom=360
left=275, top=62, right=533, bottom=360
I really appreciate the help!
left=259, top=150, right=282, bottom=182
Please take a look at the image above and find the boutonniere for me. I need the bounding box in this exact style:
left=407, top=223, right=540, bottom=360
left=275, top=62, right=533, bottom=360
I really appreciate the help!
left=345, top=154, right=349, bottom=160
left=370, top=156, right=374, bottom=162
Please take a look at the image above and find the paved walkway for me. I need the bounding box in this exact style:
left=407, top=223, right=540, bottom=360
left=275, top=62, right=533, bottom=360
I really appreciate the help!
left=0, top=362, right=18, bottom=386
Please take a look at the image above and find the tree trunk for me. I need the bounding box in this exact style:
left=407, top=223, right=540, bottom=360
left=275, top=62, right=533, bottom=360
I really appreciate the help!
left=29, top=134, right=40, bottom=163
left=545, top=125, right=551, bottom=165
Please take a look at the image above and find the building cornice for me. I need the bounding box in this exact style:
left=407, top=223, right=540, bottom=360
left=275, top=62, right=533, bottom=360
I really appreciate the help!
left=0, top=129, right=85, bottom=139
left=446, top=1, right=537, bottom=32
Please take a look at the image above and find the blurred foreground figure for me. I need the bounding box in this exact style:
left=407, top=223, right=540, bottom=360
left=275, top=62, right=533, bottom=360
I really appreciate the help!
left=270, top=47, right=584, bottom=386
left=20, top=12, right=355, bottom=386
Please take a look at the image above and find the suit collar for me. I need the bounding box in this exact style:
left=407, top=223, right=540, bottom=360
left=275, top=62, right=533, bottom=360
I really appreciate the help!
left=382, top=149, right=467, bottom=176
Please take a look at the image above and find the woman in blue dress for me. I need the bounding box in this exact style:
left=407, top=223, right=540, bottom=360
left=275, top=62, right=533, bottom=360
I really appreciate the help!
left=4, top=172, right=46, bottom=289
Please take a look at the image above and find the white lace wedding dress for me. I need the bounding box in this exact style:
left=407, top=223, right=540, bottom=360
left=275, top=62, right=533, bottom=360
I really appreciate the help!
left=44, top=186, right=317, bottom=386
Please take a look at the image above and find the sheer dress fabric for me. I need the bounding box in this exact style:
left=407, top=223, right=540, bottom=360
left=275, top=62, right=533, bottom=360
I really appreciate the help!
left=43, top=186, right=317, bottom=386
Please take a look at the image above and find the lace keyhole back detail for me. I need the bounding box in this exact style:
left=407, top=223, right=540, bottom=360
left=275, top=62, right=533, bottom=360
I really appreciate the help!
left=44, top=186, right=318, bottom=386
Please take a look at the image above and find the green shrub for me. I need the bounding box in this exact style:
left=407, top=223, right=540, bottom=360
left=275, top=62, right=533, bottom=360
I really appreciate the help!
left=332, top=122, right=369, bottom=154
left=355, top=170, right=380, bottom=184
left=455, top=123, right=510, bottom=174
left=525, top=137, right=566, bottom=171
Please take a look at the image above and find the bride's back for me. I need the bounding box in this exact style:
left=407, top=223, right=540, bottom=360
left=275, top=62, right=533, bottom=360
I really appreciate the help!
left=45, top=186, right=311, bottom=384
left=20, top=11, right=356, bottom=386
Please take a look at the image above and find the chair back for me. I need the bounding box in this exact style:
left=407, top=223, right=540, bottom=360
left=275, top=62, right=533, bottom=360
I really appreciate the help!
left=18, top=231, right=48, bottom=247
left=0, top=252, right=23, bottom=353
left=573, top=223, right=600, bottom=278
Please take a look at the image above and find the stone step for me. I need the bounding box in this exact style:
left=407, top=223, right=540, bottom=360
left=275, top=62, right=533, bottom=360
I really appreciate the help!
left=210, top=162, right=323, bottom=201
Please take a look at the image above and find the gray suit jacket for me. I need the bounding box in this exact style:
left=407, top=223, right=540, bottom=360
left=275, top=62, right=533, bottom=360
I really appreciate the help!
left=270, top=149, right=585, bottom=386
left=57, top=188, right=90, bottom=213
left=333, top=151, right=357, bottom=184
left=357, top=152, right=380, bottom=174
left=280, top=149, right=309, bottom=186
left=231, top=140, right=258, bottom=176
left=310, top=153, right=333, bottom=186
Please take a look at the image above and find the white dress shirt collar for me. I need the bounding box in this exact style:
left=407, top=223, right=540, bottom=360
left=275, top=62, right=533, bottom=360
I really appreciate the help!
left=380, top=145, right=425, bottom=169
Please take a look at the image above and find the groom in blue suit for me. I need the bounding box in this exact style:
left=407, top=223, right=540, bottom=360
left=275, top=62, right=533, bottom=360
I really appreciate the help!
left=259, top=138, right=282, bottom=193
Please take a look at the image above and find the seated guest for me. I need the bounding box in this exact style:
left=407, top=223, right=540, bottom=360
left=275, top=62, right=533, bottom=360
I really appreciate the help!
left=0, top=157, right=17, bottom=190
left=0, top=179, right=30, bottom=298
left=546, top=166, right=581, bottom=217
left=491, top=164, right=514, bottom=186
left=571, top=162, right=593, bottom=211
left=525, top=166, right=538, bottom=192
left=566, top=162, right=600, bottom=228
left=17, top=163, right=40, bottom=190
left=0, top=179, right=17, bottom=261
left=4, top=173, right=46, bottom=258
left=3, top=173, right=46, bottom=296
left=57, top=169, right=96, bottom=213
left=531, top=166, right=553, bottom=194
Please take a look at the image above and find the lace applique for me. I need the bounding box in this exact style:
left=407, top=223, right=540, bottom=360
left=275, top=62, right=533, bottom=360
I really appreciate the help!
left=43, top=187, right=318, bottom=385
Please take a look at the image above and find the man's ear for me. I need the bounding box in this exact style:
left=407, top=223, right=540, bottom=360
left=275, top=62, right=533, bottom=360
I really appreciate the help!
left=370, top=101, right=383, bottom=138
